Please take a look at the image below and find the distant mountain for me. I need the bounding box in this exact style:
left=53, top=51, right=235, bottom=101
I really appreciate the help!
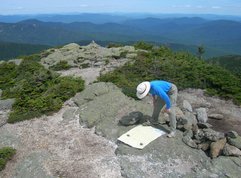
left=0, top=19, right=167, bottom=46
left=1, top=13, right=241, bottom=23
left=0, top=13, right=129, bottom=24
left=0, top=17, right=241, bottom=57
left=0, top=41, right=50, bottom=60
left=208, top=55, right=241, bottom=78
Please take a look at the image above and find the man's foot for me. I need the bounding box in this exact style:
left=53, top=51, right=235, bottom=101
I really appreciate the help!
left=167, top=131, right=176, bottom=138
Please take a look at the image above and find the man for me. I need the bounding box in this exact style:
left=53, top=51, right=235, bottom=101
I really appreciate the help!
left=136, top=80, right=178, bottom=137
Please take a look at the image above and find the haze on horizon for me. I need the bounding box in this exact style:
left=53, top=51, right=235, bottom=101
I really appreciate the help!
left=0, top=0, right=241, bottom=16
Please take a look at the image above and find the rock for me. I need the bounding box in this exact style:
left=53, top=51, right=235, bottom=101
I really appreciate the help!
left=203, top=128, right=225, bottom=141
left=210, top=138, right=227, bottom=158
left=223, top=144, right=241, bottom=157
left=14, top=151, right=54, bottom=178
left=7, top=59, right=22, bottom=65
left=0, top=99, right=15, bottom=110
left=119, top=111, right=143, bottom=126
left=227, top=136, right=241, bottom=149
left=183, top=130, right=193, bottom=138
left=73, top=82, right=110, bottom=106
left=194, top=130, right=206, bottom=142
left=0, top=111, right=8, bottom=127
left=182, top=135, right=198, bottom=148
left=196, top=108, right=208, bottom=123
left=197, top=123, right=213, bottom=129
left=198, top=141, right=211, bottom=151
left=175, top=107, right=185, bottom=120
left=208, top=114, right=224, bottom=120
left=183, top=100, right=193, bottom=112
left=180, top=112, right=197, bottom=131
left=225, top=131, right=239, bottom=138
left=0, top=89, right=2, bottom=99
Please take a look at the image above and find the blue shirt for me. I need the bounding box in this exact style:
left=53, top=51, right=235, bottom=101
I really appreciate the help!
left=149, top=80, right=172, bottom=109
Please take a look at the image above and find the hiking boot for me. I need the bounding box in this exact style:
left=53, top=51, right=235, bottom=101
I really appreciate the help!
left=167, top=131, right=176, bottom=138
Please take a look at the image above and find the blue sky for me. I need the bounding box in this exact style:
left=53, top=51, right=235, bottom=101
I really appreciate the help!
left=1, top=0, right=241, bottom=15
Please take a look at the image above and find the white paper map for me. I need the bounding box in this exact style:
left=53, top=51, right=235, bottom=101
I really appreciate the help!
left=117, top=125, right=166, bottom=149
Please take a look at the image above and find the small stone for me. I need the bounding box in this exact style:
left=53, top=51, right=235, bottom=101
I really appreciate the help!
left=223, top=143, right=241, bottom=157
left=227, top=136, right=241, bottom=149
left=183, top=130, right=193, bottom=138
left=198, top=141, right=211, bottom=151
left=182, top=136, right=198, bottom=148
left=196, top=108, right=208, bottom=123
left=225, top=131, right=239, bottom=138
left=210, top=138, right=227, bottom=158
left=183, top=100, right=193, bottom=112
left=119, top=111, right=143, bottom=126
left=203, top=128, right=225, bottom=141
left=208, top=114, right=224, bottom=120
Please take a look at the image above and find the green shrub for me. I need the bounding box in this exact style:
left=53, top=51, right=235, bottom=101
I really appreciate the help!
left=49, top=61, right=71, bottom=71
left=134, top=41, right=153, bottom=50
left=80, top=63, right=89, bottom=68
left=0, top=158, right=6, bottom=171
left=0, top=59, right=85, bottom=123
left=99, top=45, right=241, bottom=105
left=0, top=147, right=16, bottom=171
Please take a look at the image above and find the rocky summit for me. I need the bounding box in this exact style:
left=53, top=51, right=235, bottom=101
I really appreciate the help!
left=0, top=43, right=241, bottom=177
left=1, top=81, right=241, bottom=178
left=40, top=41, right=139, bottom=84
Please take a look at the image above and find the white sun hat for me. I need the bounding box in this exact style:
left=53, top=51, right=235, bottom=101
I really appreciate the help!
left=136, top=81, right=151, bottom=99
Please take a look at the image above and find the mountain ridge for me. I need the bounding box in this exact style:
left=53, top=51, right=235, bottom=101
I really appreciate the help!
left=0, top=17, right=240, bottom=57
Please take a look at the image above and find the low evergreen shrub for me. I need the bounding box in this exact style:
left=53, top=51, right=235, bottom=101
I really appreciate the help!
left=49, top=60, right=71, bottom=71
left=0, top=147, right=16, bottom=171
left=99, top=43, right=241, bottom=105
left=0, top=58, right=85, bottom=123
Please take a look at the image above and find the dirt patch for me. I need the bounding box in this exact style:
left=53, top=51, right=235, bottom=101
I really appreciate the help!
left=208, top=117, right=241, bottom=135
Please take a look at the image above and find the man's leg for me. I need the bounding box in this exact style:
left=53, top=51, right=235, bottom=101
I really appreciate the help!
left=168, top=84, right=178, bottom=132
left=151, top=97, right=165, bottom=124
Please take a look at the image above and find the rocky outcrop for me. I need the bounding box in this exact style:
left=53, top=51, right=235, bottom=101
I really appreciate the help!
left=1, top=82, right=241, bottom=177
left=40, top=41, right=139, bottom=75
left=72, top=82, right=241, bottom=177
